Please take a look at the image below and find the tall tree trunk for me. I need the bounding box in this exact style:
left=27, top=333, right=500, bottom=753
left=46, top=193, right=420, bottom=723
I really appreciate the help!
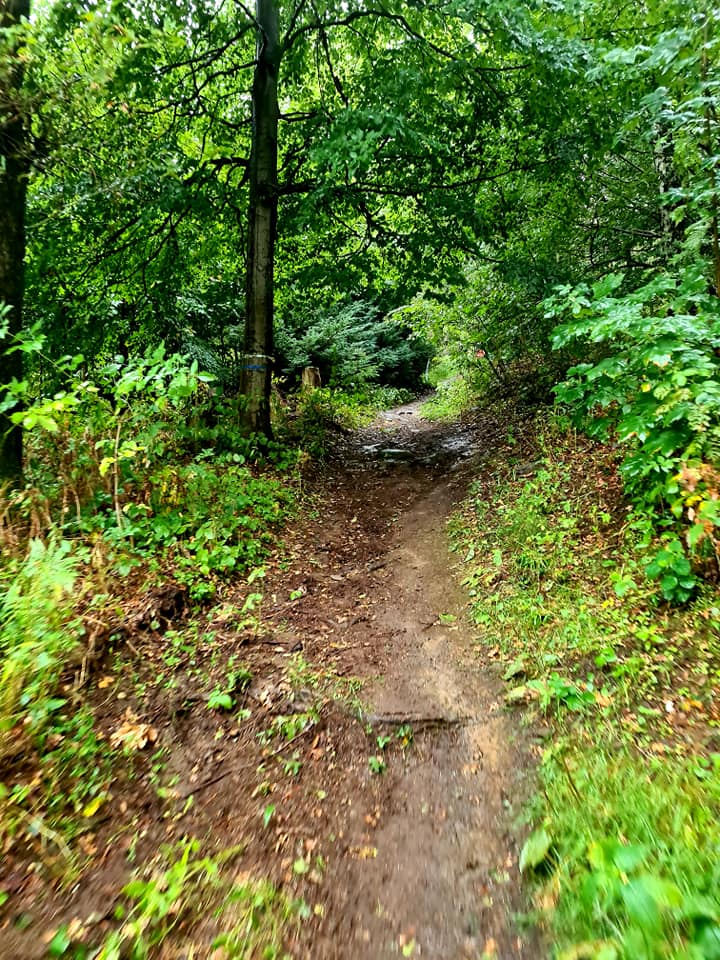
left=0, top=0, right=30, bottom=483
left=240, top=0, right=280, bottom=436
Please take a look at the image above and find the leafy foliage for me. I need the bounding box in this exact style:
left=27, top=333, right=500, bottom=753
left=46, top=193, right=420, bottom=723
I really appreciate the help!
left=0, top=539, right=81, bottom=757
left=277, top=300, right=431, bottom=391
left=3, top=0, right=720, bottom=955
left=77, top=840, right=306, bottom=960
left=548, top=268, right=720, bottom=599
left=0, top=331, right=300, bottom=599
left=455, top=420, right=720, bottom=958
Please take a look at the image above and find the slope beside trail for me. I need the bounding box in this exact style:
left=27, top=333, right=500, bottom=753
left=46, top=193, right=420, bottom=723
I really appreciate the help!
left=293, top=400, right=537, bottom=959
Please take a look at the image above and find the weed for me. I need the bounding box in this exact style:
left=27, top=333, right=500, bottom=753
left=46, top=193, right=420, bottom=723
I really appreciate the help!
left=397, top=724, right=414, bottom=748
left=368, top=755, right=386, bottom=775
left=207, top=661, right=252, bottom=713
left=526, top=674, right=597, bottom=715
left=532, top=748, right=720, bottom=958
left=280, top=752, right=303, bottom=777
left=1, top=702, right=114, bottom=864
left=0, top=539, right=82, bottom=758
left=45, top=839, right=307, bottom=959
left=211, top=878, right=307, bottom=959
left=287, top=652, right=363, bottom=712
left=259, top=711, right=319, bottom=745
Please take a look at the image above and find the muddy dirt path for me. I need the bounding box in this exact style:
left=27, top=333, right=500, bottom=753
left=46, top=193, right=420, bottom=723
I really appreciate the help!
left=295, top=401, right=535, bottom=959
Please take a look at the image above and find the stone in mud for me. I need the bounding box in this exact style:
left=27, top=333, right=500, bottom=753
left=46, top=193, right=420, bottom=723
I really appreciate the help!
left=378, top=448, right=414, bottom=460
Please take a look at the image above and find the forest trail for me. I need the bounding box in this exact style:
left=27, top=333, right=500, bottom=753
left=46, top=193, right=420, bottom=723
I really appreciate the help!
left=293, top=401, right=535, bottom=959
left=0, top=402, right=536, bottom=960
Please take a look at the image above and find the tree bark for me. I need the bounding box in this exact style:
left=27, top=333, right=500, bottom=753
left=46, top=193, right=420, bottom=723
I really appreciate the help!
left=240, top=0, right=280, bottom=436
left=0, top=0, right=30, bottom=482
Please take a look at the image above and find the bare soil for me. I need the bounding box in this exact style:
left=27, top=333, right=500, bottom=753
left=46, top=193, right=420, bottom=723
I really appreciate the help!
left=0, top=401, right=538, bottom=959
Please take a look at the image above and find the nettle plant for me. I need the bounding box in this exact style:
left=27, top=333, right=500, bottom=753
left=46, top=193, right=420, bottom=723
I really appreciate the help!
left=547, top=266, right=720, bottom=601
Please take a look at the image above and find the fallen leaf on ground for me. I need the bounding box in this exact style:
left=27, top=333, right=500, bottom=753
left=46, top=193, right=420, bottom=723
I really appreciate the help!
left=350, top=845, right=377, bottom=859
left=110, top=709, right=158, bottom=751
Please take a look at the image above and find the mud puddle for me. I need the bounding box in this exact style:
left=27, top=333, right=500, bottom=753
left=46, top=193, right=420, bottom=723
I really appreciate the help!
left=345, top=401, right=483, bottom=471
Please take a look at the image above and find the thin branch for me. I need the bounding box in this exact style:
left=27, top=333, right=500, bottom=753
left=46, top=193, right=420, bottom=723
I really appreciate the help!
left=158, top=25, right=254, bottom=75
left=279, top=109, right=319, bottom=122
left=351, top=161, right=552, bottom=196
left=313, top=0, right=349, bottom=107
left=231, top=0, right=261, bottom=32
left=284, top=4, right=529, bottom=77
left=285, top=0, right=310, bottom=44
left=577, top=222, right=663, bottom=239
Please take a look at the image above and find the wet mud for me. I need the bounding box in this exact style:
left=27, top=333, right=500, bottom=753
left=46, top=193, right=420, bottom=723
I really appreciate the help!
left=308, top=401, right=536, bottom=959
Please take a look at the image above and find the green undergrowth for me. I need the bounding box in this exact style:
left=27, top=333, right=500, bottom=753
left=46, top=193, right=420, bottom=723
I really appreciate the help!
left=46, top=838, right=306, bottom=959
left=453, top=418, right=720, bottom=959
left=286, top=384, right=414, bottom=453
left=1, top=345, right=303, bottom=601
left=547, top=267, right=720, bottom=604
left=0, top=345, right=310, bottom=856
left=0, top=538, right=116, bottom=858
left=420, top=375, right=477, bottom=421
left=418, top=353, right=550, bottom=421
left=419, top=356, right=482, bottom=420
left=0, top=340, right=399, bottom=883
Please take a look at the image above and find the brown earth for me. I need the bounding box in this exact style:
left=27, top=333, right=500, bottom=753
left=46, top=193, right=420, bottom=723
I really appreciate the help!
left=0, top=400, right=538, bottom=960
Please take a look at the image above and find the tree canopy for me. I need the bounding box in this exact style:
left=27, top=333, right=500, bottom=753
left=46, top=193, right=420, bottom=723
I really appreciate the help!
left=1, top=0, right=719, bottom=484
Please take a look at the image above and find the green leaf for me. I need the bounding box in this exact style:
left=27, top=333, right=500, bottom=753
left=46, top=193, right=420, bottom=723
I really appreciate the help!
left=693, top=921, right=720, bottom=959
left=207, top=690, right=234, bottom=711
left=502, top=658, right=527, bottom=681
left=46, top=926, right=72, bottom=956
left=519, top=827, right=552, bottom=873
left=621, top=875, right=682, bottom=931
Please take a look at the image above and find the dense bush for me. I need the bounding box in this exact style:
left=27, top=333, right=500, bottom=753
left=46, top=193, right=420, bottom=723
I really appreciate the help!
left=0, top=338, right=301, bottom=601
left=397, top=263, right=549, bottom=388
left=548, top=266, right=720, bottom=601
left=276, top=300, right=432, bottom=391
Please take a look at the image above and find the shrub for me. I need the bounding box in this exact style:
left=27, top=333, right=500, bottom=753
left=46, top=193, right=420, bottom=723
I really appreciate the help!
left=0, top=539, right=82, bottom=758
left=276, top=300, right=431, bottom=390
left=547, top=266, right=720, bottom=600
